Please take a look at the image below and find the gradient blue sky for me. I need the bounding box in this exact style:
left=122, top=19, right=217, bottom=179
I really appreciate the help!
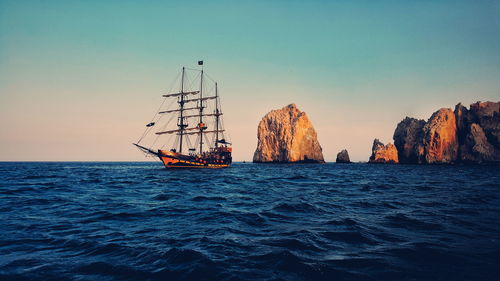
left=1, top=0, right=499, bottom=161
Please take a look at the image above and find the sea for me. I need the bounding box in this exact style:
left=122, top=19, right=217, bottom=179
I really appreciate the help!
left=0, top=162, right=499, bottom=281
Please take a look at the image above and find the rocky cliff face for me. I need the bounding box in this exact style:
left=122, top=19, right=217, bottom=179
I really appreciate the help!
left=393, top=117, right=426, bottom=163
left=392, top=101, right=499, bottom=164
left=368, top=139, right=399, bottom=164
left=253, top=104, right=324, bottom=163
left=469, top=101, right=500, bottom=148
left=336, top=149, right=350, bottom=163
left=455, top=101, right=500, bottom=163
left=454, top=103, right=470, bottom=143
left=461, top=123, right=500, bottom=163
left=422, top=108, right=459, bottom=164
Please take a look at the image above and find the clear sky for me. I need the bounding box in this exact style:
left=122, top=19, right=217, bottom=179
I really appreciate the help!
left=1, top=0, right=499, bottom=161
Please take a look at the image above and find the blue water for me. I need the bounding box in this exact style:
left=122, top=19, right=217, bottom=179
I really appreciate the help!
left=0, top=162, right=499, bottom=281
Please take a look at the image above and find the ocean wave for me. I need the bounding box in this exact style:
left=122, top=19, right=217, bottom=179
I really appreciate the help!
left=261, top=238, right=323, bottom=251
left=152, top=193, right=172, bottom=201
left=326, top=218, right=358, bottom=226
left=80, top=210, right=145, bottom=223
left=191, top=195, right=227, bottom=202
left=319, top=231, right=378, bottom=245
left=384, top=213, right=443, bottom=231
left=272, top=202, right=323, bottom=213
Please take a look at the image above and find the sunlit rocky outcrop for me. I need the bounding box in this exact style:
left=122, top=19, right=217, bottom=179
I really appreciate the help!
left=391, top=101, right=499, bottom=164
left=253, top=104, right=324, bottom=163
left=422, top=108, right=459, bottom=164
left=368, top=139, right=399, bottom=164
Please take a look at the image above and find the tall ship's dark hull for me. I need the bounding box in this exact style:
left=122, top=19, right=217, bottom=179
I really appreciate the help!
left=134, top=62, right=232, bottom=169
left=157, top=148, right=232, bottom=169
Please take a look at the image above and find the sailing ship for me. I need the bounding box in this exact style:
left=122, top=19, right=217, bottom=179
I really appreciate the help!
left=133, top=62, right=232, bottom=168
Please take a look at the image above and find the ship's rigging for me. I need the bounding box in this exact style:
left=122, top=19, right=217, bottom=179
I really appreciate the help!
left=135, top=66, right=230, bottom=159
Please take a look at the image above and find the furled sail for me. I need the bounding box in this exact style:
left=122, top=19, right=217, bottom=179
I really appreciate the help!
left=183, top=129, right=225, bottom=136
left=184, top=96, right=217, bottom=103
left=158, top=107, right=201, bottom=114
left=155, top=127, right=199, bottom=135
left=182, top=113, right=223, bottom=118
left=162, top=91, right=199, bottom=98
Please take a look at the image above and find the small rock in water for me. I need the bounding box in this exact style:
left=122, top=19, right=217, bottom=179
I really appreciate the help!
left=336, top=149, right=351, bottom=163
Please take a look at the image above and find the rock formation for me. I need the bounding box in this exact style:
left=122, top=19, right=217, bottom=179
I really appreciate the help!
left=461, top=123, right=500, bottom=163
left=454, top=103, right=470, bottom=142
left=253, top=104, right=324, bottom=163
left=422, top=108, right=459, bottom=164
left=368, top=139, right=399, bottom=164
left=455, top=101, right=500, bottom=163
left=469, top=101, right=500, bottom=148
left=393, top=117, right=426, bottom=163
left=335, top=149, right=351, bottom=163
left=391, top=101, right=499, bottom=164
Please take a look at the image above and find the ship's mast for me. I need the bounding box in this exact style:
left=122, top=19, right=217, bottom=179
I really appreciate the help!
left=199, top=69, right=204, bottom=153
left=178, top=67, right=186, bottom=153
left=215, top=82, right=220, bottom=149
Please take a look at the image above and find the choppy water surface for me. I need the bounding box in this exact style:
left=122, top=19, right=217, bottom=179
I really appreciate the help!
left=0, top=162, right=499, bottom=280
